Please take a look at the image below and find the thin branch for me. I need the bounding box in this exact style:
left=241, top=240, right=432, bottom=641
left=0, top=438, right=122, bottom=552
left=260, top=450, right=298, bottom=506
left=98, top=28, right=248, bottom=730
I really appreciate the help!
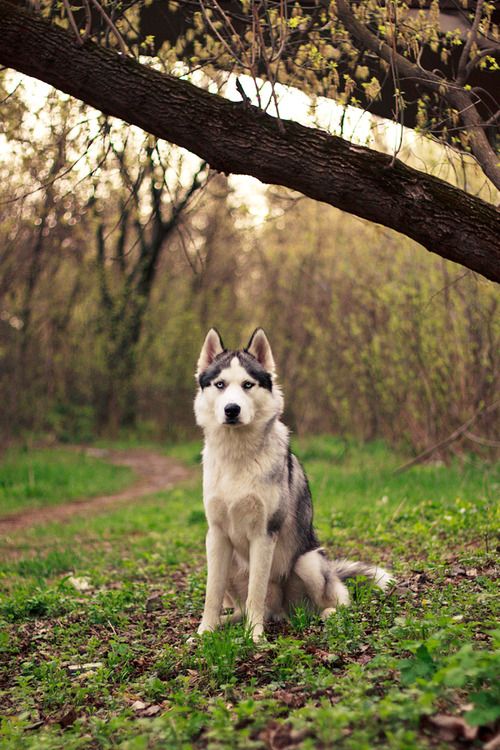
left=464, top=46, right=500, bottom=79
left=394, top=400, right=500, bottom=474
left=335, top=0, right=500, bottom=189
left=485, top=109, right=500, bottom=127
left=457, top=0, right=485, bottom=86
left=464, top=431, right=500, bottom=449
left=88, top=0, right=127, bottom=55
left=61, top=0, right=83, bottom=46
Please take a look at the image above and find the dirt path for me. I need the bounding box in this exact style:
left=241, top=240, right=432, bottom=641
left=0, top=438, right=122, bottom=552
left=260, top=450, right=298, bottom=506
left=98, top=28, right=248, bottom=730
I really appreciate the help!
left=0, top=448, right=193, bottom=534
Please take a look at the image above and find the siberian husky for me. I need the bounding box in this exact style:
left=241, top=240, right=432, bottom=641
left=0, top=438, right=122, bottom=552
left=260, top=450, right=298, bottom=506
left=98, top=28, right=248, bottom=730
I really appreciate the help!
left=194, top=328, right=392, bottom=641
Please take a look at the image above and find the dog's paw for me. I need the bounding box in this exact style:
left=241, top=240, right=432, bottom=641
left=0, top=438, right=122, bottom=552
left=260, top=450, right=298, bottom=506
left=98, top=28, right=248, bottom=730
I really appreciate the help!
left=320, top=607, right=337, bottom=620
left=250, top=624, right=266, bottom=643
left=197, top=619, right=219, bottom=635
left=220, top=609, right=243, bottom=625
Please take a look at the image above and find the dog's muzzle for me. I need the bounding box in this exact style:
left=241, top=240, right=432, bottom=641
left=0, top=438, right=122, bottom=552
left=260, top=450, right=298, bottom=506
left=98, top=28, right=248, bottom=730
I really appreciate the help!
left=224, top=403, right=241, bottom=424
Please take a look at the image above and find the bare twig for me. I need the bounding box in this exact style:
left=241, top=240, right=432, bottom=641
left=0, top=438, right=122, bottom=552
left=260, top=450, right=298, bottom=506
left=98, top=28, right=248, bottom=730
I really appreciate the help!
left=62, top=0, right=84, bottom=46
left=335, top=0, right=500, bottom=189
left=464, top=431, right=500, bottom=449
left=88, top=0, right=127, bottom=55
left=457, top=0, right=485, bottom=85
left=393, top=400, right=500, bottom=474
left=464, top=47, right=500, bottom=79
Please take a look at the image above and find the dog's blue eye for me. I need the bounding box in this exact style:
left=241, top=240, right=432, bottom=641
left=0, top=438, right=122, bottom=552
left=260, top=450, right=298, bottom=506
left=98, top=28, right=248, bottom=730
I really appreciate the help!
left=243, top=381, right=254, bottom=390
left=214, top=381, right=225, bottom=389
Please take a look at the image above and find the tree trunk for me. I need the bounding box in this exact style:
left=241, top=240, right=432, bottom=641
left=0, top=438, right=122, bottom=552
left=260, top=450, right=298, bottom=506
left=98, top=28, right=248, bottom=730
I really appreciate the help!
left=0, top=0, right=499, bottom=282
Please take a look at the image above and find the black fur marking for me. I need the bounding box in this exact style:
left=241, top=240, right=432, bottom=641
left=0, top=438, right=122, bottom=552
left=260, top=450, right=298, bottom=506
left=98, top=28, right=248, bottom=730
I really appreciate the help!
left=198, top=350, right=233, bottom=389
left=266, top=460, right=285, bottom=484
left=237, top=351, right=272, bottom=391
left=211, top=327, right=225, bottom=351
left=198, top=349, right=273, bottom=390
left=267, top=507, right=285, bottom=536
left=287, top=448, right=294, bottom=487
left=291, top=453, right=320, bottom=556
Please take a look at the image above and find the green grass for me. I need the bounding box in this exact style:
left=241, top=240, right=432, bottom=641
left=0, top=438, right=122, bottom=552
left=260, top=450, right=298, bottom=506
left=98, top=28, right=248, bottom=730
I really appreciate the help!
left=0, top=448, right=133, bottom=516
left=0, top=436, right=498, bottom=749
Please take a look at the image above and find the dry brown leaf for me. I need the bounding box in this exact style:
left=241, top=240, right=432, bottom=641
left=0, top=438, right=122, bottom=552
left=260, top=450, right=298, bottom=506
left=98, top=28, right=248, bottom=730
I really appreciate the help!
left=259, top=720, right=310, bottom=750
left=143, top=705, right=162, bottom=717
left=53, top=707, right=77, bottom=728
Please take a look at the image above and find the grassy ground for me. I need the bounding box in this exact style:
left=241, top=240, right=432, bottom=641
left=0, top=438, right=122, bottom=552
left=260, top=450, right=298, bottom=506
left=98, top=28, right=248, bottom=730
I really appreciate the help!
left=0, top=448, right=133, bottom=516
left=0, top=437, right=498, bottom=749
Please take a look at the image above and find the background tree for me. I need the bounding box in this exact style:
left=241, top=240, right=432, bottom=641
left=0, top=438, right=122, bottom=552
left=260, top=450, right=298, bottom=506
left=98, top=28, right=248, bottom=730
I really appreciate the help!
left=90, top=132, right=208, bottom=429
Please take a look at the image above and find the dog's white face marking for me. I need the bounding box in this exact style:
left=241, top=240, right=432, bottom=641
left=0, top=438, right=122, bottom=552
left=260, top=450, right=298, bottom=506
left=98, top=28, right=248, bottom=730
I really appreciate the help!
left=211, top=356, right=257, bottom=427
left=195, top=355, right=281, bottom=429
left=194, top=328, right=284, bottom=432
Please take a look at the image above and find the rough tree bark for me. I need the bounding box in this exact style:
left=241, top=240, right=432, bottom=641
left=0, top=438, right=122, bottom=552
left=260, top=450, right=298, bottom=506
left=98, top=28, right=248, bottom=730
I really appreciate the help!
left=0, top=0, right=499, bottom=282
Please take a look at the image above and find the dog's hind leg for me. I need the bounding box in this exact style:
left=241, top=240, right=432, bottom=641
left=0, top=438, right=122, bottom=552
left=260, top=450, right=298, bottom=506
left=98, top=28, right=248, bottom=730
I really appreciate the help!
left=220, top=608, right=244, bottom=624
left=265, top=581, right=286, bottom=622
left=220, top=584, right=244, bottom=624
left=293, top=549, right=350, bottom=619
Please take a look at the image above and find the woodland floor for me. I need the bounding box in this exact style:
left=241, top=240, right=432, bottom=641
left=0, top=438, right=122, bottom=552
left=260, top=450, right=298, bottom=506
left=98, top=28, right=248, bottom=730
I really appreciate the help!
left=0, top=437, right=498, bottom=750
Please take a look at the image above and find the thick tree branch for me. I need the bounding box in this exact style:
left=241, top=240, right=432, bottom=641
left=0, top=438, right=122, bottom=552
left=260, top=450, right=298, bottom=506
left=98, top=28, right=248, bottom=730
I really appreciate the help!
left=0, top=0, right=499, bottom=282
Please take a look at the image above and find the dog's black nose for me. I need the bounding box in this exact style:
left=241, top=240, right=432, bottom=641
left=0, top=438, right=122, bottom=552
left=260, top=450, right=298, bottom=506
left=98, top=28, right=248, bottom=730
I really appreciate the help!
left=224, top=403, right=241, bottom=421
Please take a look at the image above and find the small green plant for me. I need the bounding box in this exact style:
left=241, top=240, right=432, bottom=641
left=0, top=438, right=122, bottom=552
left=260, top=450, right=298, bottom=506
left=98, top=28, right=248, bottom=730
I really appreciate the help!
left=289, top=603, right=318, bottom=632
left=196, top=623, right=254, bottom=689
left=324, top=605, right=365, bottom=654
left=271, top=636, right=314, bottom=681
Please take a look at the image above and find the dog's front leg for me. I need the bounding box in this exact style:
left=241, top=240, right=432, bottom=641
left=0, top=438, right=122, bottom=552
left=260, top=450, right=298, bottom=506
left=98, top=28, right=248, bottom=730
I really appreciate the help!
left=246, top=534, right=276, bottom=641
left=198, top=525, right=232, bottom=635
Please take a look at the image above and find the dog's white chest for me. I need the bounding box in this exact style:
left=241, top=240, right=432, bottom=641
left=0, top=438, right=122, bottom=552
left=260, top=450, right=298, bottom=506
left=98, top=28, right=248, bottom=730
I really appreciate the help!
left=202, top=456, right=278, bottom=551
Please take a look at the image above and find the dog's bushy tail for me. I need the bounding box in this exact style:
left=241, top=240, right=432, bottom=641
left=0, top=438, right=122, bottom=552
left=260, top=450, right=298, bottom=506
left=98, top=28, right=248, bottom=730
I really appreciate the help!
left=330, top=559, right=393, bottom=590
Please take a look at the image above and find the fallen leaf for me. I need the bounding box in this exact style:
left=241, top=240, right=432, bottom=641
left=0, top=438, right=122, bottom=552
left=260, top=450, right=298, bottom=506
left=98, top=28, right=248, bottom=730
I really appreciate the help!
left=55, top=707, right=77, bottom=728
left=259, top=720, right=310, bottom=749
left=274, top=690, right=305, bottom=709
left=131, top=700, right=147, bottom=712
left=143, top=705, right=161, bottom=717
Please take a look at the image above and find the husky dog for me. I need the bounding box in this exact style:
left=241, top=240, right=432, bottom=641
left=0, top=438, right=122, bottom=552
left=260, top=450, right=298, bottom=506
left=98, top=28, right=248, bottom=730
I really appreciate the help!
left=194, top=328, right=392, bottom=641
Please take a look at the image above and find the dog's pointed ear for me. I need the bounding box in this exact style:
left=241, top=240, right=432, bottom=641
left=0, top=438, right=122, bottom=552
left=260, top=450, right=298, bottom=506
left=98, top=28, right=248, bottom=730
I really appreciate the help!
left=197, top=328, right=224, bottom=374
left=246, top=328, right=276, bottom=373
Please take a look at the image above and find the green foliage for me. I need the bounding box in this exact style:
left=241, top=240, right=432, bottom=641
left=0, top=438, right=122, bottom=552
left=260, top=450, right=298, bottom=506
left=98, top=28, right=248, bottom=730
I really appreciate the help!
left=47, top=403, right=96, bottom=444
left=399, top=630, right=500, bottom=726
left=0, top=581, right=72, bottom=622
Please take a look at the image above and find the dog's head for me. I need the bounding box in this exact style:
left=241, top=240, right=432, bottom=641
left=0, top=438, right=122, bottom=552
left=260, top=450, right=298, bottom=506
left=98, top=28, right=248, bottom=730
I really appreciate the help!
left=194, top=328, right=283, bottom=430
